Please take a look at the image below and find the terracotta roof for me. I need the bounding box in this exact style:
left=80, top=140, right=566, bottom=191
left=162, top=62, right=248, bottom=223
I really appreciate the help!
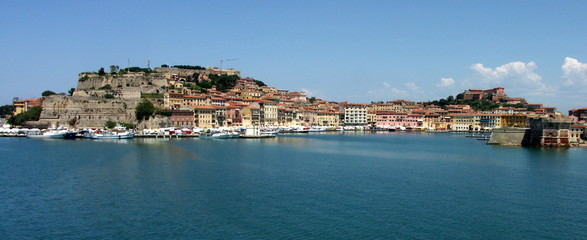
left=192, top=105, right=216, bottom=110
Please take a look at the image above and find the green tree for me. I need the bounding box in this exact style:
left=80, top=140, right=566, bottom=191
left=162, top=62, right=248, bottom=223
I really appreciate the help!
left=173, top=65, right=205, bottom=70
left=109, top=65, right=119, bottom=74
left=68, top=88, right=75, bottom=96
left=308, top=97, right=316, bottom=103
left=191, top=72, right=200, bottom=81
left=447, top=95, right=455, bottom=102
left=7, top=106, right=42, bottom=126
left=0, top=105, right=15, bottom=118
left=79, top=75, right=89, bottom=82
left=98, top=67, right=106, bottom=76
left=206, top=74, right=239, bottom=92
left=136, top=99, right=155, bottom=121
left=253, top=79, right=267, bottom=87
left=118, top=122, right=135, bottom=129
left=196, top=80, right=213, bottom=89
left=105, top=120, right=116, bottom=129
left=42, top=90, right=56, bottom=97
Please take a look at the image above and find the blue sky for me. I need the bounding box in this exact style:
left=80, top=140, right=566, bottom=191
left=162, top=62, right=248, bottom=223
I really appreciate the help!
left=1, top=0, right=586, bottom=112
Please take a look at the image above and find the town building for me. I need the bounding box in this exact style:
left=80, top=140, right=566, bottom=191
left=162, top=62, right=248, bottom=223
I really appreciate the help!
left=13, top=98, right=44, bottom=115
left=170, top=109, right=194, bottom=127
left=342, top=103, right=368, bottom=126
left=569, top=108, right=587, bottom=123
left=193, top=105, right=216, bottom=128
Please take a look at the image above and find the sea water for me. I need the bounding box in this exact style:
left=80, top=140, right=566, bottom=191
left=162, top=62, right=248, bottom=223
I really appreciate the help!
left=1, top=132, right=586, bottom=239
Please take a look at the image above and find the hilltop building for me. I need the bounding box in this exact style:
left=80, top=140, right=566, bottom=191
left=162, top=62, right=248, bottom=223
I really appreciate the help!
left=13, top=98, right=44, bottom=115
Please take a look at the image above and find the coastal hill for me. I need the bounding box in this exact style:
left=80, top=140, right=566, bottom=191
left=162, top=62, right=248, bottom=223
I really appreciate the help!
left=13, top=64, right=566, bottom=130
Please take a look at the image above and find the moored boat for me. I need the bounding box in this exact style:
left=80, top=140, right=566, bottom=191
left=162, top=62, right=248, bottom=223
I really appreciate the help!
left=86, top=130, right=135, bottom=139
left=199, top=131, right=236, bottom=139
left=27, top=129, right=68, bottom=139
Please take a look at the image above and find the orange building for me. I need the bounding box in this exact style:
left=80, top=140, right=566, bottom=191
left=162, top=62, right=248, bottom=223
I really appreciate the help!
left=13, top=98, right=44, bottom=115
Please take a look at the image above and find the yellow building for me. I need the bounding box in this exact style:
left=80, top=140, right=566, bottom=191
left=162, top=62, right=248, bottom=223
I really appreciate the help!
left=193, top=105, right=216, bottom=128
left=184, top=95, right=210, bottom=107
left=13, top=98, right=44, bottom=115
left=316, top=111, right=340, bottom=126
left=450, top=114, right=478, bottom=131
left=501, top=114, right=528, bottom=128
left=164, top=93, right=184, bottom=109
left=242, top=107, right=260, bottom=127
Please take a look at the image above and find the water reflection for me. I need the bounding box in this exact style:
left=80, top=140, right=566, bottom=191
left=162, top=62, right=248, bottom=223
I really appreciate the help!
left=523, top=147, right=569, bottom=173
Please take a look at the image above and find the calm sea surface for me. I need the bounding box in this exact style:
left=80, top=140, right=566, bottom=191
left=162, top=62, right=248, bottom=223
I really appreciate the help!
left=1, top=132, right=586, bottom=239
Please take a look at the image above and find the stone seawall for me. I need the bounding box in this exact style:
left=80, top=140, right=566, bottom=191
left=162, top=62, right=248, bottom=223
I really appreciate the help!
left=487, top=128, right=530, bottom=146
left=38, top=95, right=168, bottom=129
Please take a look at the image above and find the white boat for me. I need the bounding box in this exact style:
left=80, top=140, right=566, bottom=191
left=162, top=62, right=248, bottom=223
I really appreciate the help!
left=87, top=131, right=135, bottom=139
left=308, top=127, right=325, bottom=132
left=27, top=129, right=68, bottom=139
left=292, top=127, right=310, bottom=133
left=199, top=132, right=234, bottom=139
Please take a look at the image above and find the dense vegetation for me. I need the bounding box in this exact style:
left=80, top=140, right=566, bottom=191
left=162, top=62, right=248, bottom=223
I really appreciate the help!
left=7, top=106, right=42, bottom=126
left=141, top=93, right=164, bottom=98
left=109, top=65, right=120, bottom=73
left=135, top=99, right=155, bottom=121
left=172, top=65, right=206, bottom=70
left=79, top=75, right=89, bottom=82
left=105, top=120, right=116, bottom=129
left=124, top=67, right=153, bottom=73
left=196, top=74, right=240, bottom=92
left=426, top=93, right=528, bottom=111
left=253, top=79, right=266, bottom=87
left=42, top=90, right=56, bottom=97
left=0, top=105, right=14, bottom=118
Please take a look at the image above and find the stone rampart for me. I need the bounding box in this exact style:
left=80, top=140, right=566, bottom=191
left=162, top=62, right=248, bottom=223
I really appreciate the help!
left=76, top=73, right=167, bottom=91
left=38, top=95, right=167, bottom=129
left=487, top=127, right=531, bottom=146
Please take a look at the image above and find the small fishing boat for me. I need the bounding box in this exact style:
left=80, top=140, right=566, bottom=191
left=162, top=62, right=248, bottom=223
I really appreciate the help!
left=199, top=132, right=235, bottom=139
left=86, top=130, right=135, bottom=139
left=27, top=129, right=68, bottom=139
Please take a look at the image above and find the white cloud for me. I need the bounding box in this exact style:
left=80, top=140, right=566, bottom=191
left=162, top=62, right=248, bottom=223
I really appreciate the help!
left=471, top=61, right=542, bottom=85
left=301, top=88, right=327, bottom=99
left=562, top=57, right=587, bottom=86
left=391, top=87, right=408, bottom=96
left=404, top=82, right=419, bottom=91
left=367, top=82, right=409, bottom=99
left=470, top=61, right=555, bottom=96
left=437, top=78, right=455, bottom=88
left=300, top=88, right=313, bottom=96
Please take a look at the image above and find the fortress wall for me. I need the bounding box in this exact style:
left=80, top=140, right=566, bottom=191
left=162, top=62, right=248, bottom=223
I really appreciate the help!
left=76, top=74, right=167, bottom=91
left=487, top=128, right=530, bottom=146
left=39, top=95, right=166, bottom=129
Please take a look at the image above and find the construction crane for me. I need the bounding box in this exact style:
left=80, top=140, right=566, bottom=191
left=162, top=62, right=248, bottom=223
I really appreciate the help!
left=220, top=58, right=237, bottom=70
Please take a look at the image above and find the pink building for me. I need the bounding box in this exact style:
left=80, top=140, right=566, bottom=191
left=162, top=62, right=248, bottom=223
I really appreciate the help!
left=170, top=110, right=194, bottom=127
left=375, top=112, right=423, bottom=127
